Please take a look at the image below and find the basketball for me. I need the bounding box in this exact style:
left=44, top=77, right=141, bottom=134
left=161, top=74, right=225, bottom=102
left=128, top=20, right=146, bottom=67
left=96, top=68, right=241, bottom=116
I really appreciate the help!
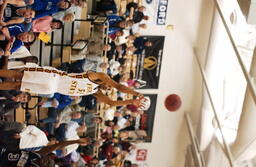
left=164, top=94, right=182, bottom=111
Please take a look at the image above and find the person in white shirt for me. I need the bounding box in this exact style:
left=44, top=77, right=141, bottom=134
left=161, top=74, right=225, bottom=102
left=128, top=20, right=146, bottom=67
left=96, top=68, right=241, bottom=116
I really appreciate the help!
left=19, top=125, right=49, bottom=150
left=108, top=59, right=121, bottom=76
left=0, top=124, right=56, bottom=151
left=54, top=105, right=82, bottom=128
left=69, top=55, right=108, bottom=73
left=115, top=29, right=130, bottom=45
left=52, top=0, right=87, bottom=21
left=60, top=121, right=87, bottom=157
left=117, top=117, right=128, bottom=130
left=130, top=23, right=147, bottom=35
left=9, top=46, right=32, bottom=59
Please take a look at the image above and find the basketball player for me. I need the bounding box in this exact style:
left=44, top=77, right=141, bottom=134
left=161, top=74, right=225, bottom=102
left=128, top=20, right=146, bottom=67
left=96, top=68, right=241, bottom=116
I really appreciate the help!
left=0, top=63, right=144, bottom=106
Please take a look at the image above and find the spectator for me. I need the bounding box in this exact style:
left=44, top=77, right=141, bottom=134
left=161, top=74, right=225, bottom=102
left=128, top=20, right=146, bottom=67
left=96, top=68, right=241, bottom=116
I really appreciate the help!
left=0, top=5, right=35, bottom=26
left=132, top=6, right=147, bottom=23
left=0, top=36, right=14, bottom=57
left=133, top=37, right=152, bottom=55
left=56, top=121, right=87, bottom=156
left=41, top=93, right=77, bottom=110
left=12, top=32, right=36, bottom=52
left=70, top=39, right=110, bottom=60
left=0, top=120, right=25, bottom=150
left=62, top=12, right=74, bottom=22
left=19, top=125, right=50, bottom=150
left=0, top=26, right=36, bottom=53
left=0, top=0, right=34, bottom=6
left=68, top=57, right=108, bottom=73
left=0, top=137, right=89, bottom=166
left=0, top=90, right=30, bottom=115
left=0, top=25, right=25, bottom=59
left=77, top=112, right=103, bottom=136
left=130, top=23, right=147, bottom=35
left=52, top=0, right=87, bottom=21
left=32, top=0, right=72, bottom=19
left=107, top=14, right=128, bottom=35
left=109, top=29, right=124, bottom=41
left=55, top=108, right=82, bottom=128
left=126, top=2, right=138, bottom=15
left=32, top=16, right=63, bottom=32
left=39, top=94, right=79, bottom=134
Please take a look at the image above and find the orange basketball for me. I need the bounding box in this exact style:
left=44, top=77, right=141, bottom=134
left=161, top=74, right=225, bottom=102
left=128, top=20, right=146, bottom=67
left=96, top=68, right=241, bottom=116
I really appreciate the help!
left=165, top=94, right=181, bottom=111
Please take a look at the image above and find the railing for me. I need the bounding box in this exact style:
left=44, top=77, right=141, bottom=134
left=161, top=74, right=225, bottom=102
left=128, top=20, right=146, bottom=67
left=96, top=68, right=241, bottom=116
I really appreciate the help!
left=185, top=112, right=206, bottom=167
left=45, top=15, right=108, bottom=62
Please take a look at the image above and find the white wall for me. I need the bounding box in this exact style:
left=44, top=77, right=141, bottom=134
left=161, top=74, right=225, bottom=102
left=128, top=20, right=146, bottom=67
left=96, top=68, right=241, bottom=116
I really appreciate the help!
left=132, top=0, right=214, bottom=166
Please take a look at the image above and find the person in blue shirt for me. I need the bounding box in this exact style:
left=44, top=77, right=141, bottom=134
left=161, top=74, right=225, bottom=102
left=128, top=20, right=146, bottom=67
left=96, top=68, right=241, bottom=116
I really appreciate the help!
left=50, top=93, right=75, bottom=110
left=39, top=93, right=78, bottom=135
left=107, top=15, right=134, bottom=35
left=0, top=24, right=32, bottom=69
left=0, top=27, right=15, bottom=56
left=10, top=32, right=35, bottom=53
left=107, top=14, right=124, bottom=26
left=0, top=26, right=35, bottom=57
left=2, top=32, right=34, bottom=55
left=32, top=0, right=72, bottom=19
left=31, top=0, right=60, bottom=11
left=8, top=24, right=25, bottom=36
left=107, top=15, right=122, bottom=35
left=0, top=39, right=13, bottom=57
left=133, top=37, right=152, bottom=55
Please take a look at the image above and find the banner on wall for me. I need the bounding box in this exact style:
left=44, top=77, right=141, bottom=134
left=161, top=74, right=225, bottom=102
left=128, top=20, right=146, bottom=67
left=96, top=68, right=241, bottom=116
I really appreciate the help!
left=136, top=36, right=165, bottom=89
left=143, top=0, right=168, bottom=25
left=136, top=149, right=148, bottom=161
left=138, top=94, right=157, bottom=142
left=124, top=148, right=149, bottom=166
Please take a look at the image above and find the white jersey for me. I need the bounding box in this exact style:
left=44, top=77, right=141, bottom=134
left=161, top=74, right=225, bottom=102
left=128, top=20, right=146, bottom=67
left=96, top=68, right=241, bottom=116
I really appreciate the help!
left=20, top=63, right=99, bottom=96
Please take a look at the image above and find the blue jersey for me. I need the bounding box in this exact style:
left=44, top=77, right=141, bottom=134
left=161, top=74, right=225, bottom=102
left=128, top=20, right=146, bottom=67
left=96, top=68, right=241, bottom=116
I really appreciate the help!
left=10, top=39, right=23, bottom=53
left=31, top=0, right=60, bottom=11
left=107, top=14, right=124, bottom=26
left=108, top=27, right=121, bottom=35
left=8, top=24, right=24, bottom=37
left=31, top=0, right=63, bottom=19
left=134, top=37, right=147, bottom=55
left=7, top=24, right=25, bottom=53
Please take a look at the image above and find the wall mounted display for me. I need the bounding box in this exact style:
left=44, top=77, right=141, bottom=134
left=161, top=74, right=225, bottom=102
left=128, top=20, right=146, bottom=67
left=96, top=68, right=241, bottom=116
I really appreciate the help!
left=136, top=149, right=148, bottom=161
left=143, top=0, right=169, bottom=25
left=136, top=36, right=165, bottom=89
left=132, top=94, right=157, bottom=143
